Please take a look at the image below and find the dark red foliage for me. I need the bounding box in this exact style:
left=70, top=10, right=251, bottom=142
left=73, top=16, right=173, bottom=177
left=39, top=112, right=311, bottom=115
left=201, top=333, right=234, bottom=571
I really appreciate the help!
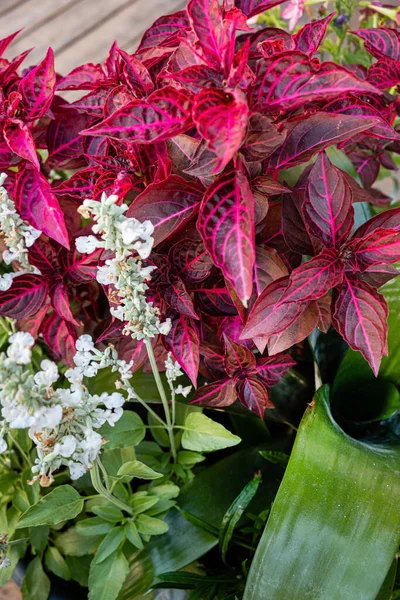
left=0, top=2, right=399, bottom=415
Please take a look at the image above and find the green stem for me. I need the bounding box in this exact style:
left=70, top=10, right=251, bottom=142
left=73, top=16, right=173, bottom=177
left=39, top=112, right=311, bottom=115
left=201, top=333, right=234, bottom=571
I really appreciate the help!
left=8, top=433, right=31, bottom=467
left=144, top=339, right=177, bottom=461
left=91, top=460, right=133, bottom=516
left=132, top=391, right=167, bottom=427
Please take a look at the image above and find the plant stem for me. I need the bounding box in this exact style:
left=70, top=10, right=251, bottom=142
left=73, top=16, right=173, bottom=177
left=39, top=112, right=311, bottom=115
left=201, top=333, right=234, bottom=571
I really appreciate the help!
left=8, top=432, right=31, bottom=467
left=91, top=460, right=133, bottom=516
left=144, top=338, right=177, bottom=461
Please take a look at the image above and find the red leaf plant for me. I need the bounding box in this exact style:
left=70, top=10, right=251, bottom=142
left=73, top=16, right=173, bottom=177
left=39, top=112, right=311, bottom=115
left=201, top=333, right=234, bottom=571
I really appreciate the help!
left=0, top=0, right=399, bottom=418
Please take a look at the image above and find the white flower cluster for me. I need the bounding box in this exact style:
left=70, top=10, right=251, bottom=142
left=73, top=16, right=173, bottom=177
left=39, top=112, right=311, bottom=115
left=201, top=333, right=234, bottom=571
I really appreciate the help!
left=165, top=353, right=192, bottom=398
left=0, top=173, right=41, bottom=289
left=0, top=332, right=132, bottom=486
left=76, top=192, right=171, bottom=340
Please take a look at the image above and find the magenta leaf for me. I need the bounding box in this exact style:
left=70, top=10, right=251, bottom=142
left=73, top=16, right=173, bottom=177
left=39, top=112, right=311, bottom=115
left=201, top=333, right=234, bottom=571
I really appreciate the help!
left=52, top=168, right=98, bottom=200
left=50, top=281, right=78, bottom=325
left=252, top=176, right=290, bottom=197
left=164, top=65, right=225, bottom=94
left=18, top=48, right=56, bottom=120
left=237, top=377, right=272, bottom=417
left=28, top=239, right=58, bottom=279
left=282, top=248, right=344, bottom=303
left=137, top=10, right=190, bottom=51
left=198, top=167, right=255, bottom=306
left=164, top=278, right=199, bottom=320
left=304, top=152, right=354, bottom=248
left=126, top=175, right=202, bottom=246
left=332, top=274, right=388, bottom=376
left=169, top=239, right=213, bottom=283
left=346, top=228, right=400, bottom=271
left=267, top=301, right=319, bottom=354
left=348, top=151, right=380, bottom=189
left=187, top=0, right=225, bottom=71
left=351, top=28, right=400, bottom=60
left=81, top=87, right=193, bottom=143
left=223, top=334, right=256, bottom=377
left=67, top=89, right=109, bottom=117
left=352, top=207, right=400, bottom=239
left=235, top=0, right=288, bottom=18
left=194, top=276, right=237, bottom=316
left=166, top=314, right=200, bottom=386
left=118, top=337, right=148, bottom=373
left=56, top=63, right=105, bottom=91
left=357, top=265, right=399, bottom=289
left=256, top=353, right=296, bottom=386
left=192, top=378, right=237, bottom=407
left=293, top=13, right=335, bottom=54
left=3, top=119, right=40, bottom=170
left=0, top=30, right=21, bottom=58
left=282, top=192, right=320, bottom=256
left=193, top=87, right=249, bottom=172
left=46, top=111, right=93, bottom=169
left=241, top=277, right=307, bottom=340
left=117, top=48, right=154, bottom=97
left=266, top=113, right=379, bottom=171
left=0, top=275, right=48, bottom=319
left=254, top=246, right=288, bottom=295
left=315, top=295, right=332, bottom=333
left=15, top=165, right=69, bottom=248
left=252, top=53, right=378, bottom=111
left=61, top=248, right=102, bottom=284
left=368, top=58, right=400, bottom=89
left=42, top=314, right=76, bottom=366
left=241, top=114, right=286, bottom=162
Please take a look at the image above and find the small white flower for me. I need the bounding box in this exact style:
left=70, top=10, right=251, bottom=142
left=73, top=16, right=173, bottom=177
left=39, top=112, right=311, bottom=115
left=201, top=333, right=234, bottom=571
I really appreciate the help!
left=76, top=335, right=95, bottom=353
left=0, top=273, right=14, bottom=291
left=101, top=392, right=124, bottom=410
left=2, top=250, right=18, bottom=265
left=0, top=556, right=10, bottom=569
left=65, top=367, right=84, bottom=386
left=57, top=435, right=77, bottom=458
left=175, top=385, right=192, bottom=398
left=132, top=237, right=154, bottom=259
left=7, top=332, right=35, bottom=365
left=110, top=305, right=125, bottom=321
left=83, top=364, right=99, bottom=378
left=23, top=227, right=41, bottom=247
left=96, top=260, right=118, bottom=285
left=0, top=438, right=7, bottom=454
left=68, top=462, right=87, bottom=480
left=158, top=319, right=172, bottom=336
left=75, top=235, right=100, bottom=254
left=33, top=405, right=63, bottom=429
left=34, top=360, right=59, bottom=387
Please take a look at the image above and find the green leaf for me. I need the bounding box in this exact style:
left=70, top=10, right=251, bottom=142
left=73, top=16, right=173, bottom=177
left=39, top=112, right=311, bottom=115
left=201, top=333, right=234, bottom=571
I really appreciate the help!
left=30, top=526, right=49, bottom=553
left=55, top=527, right=102, bottom=556
left=65, top=555, right=92, bottom=587
left=182, top=413, right=241, bottom=452
left=89, top=505, right=124, bottom=523
left=131, top=494, right=160, bottom=516
left=376, top=559, right=397, bottom=600
left=76, top=517, right=114, bottom=537
left=136, top=514, right=169, bottom=536
left=17, top=486, right=84, bottom=529
left=125, top=521, right=144, bottom=550
left=21, top=557, right=50, bottom=600
left=101, top=447, right=136, bottom=478
left=244, top=387, right=400, bottom=600
left=177, top=451, right=206, bottom=468
left=219, top=474, right=261, bottom=562
left=88, top=550, right=129, bottom=600
left=45, top=546, right=71, bottom=581
left=258, top=451, right=289, bottom=466
left=99, top=411, right=145, bottom=449
left=117, top=460, right=163, bottom=480
left=93, top=526, right=125, bottom=564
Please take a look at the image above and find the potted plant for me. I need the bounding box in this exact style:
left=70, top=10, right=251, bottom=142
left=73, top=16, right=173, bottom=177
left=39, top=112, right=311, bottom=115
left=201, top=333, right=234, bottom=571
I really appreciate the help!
left=0, top=0, right=399, bottom=598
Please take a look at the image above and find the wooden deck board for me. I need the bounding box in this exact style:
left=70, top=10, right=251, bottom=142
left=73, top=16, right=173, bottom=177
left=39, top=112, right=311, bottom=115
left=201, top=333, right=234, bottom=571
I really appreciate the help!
left=1, top=0, right=186, bottom=75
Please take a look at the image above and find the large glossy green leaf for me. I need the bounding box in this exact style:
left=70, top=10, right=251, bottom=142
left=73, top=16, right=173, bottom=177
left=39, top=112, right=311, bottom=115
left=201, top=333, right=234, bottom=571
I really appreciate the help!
left=244, top=386, right=400, bottom=600
left=119, top=444, right=286, bottom=600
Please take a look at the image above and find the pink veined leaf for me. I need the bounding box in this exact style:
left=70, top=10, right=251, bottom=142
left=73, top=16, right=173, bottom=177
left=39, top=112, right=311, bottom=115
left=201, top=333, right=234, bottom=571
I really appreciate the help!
left=184, top=139, right=221, bottom=180
left=254, top=246, right=289, bottom=295
left=345, top=227, right=400, bottom=271
left=166, top=314, right=200, bottom=386
left=265, top=113, right=379, bottom=171
left=304, top=152, right=354, bottom=248
left=137, top=10, right=190, bottom=52
left=193, top=276, right=237, bottom=316
left=1, top=50, right=32, bottom=87
left=256, top=353, right=296, bottom=386
left=332, top=274, right=389, bottom=376
left=352, top=207, right=400, bottom=239
left=252, top=176, right=290, bottom=197
left=17, top=303, right=49, bottom=339
left=237, top=377, right=272, bottom=417
left=56, top=63, right=105, bottom=91
left=267, top=301, right=319, bottom=354
left=168, top=239, right=213, bottom=283
left=198, top=167, right=255, bottom=307
left=66, top=89, right=110, bottom=117
left=315, top=295, right=332, bottom=333
left=193, top=87, right=249, bottom=172
left=81, top=87, right=193, bottom=143
left=0, top=140, right=13, bottom=169
left=50, top=281, right=78, bottom=325
left=103, top=85, right=133, bottom=117
left=0, top=274, right=48, bottom=319
left=282, top=192, right=321, bottom=256
left=0, top=30, right=21, bottom=57
left=162, top=65, right=225, bottom=94
left=126, top=175, right=203, bottom=246
left=28, top=239, right=58, bottom=279
left=348, top=150, right=380, bottom=190
left=117, top=48, right=154, bottom=97
left=234, top=0, right=288, bottom=18
left=241, top=114, right=286, bottom=163
left=351, top=28, right=400, bottom=60
left=282, top=248, right=344, bottom=303
left=240, top=276, right=308, bottom=341
left=367, top=58, right=400, bottom=90
left=164, top=278, right=199, bottom=320
left=61, top=248, right=103, bottom=284
left=356, top=264, right=399, bottom=289
left=191, top=377, right=237, bottom=407
left=18, top=48, right=56, bottom=120
left=3, top=119, right=40, bottom=170
left=200, top=341, right=226, bottom=376
left=341, top=172, right=380, bottom=206
left=46, top=111, right=93, bottom=169
left=324, top=96, right=400, bottom=142
left=15, top=165, right=69, bottom=249
left=251, top=53, right=378, bottom=111
left=187, top=0, right=225, bottom=72
left=52, top=168, right=98, bottom=200
left=293, top=13, right=335, bottom=54
left=117, top=336, right=148, bottom=373
left=96, top=319, right=124, bottom=344
left=223, top=334, right=256, bottom=377
left=42, top=313, right=77, bottom=366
